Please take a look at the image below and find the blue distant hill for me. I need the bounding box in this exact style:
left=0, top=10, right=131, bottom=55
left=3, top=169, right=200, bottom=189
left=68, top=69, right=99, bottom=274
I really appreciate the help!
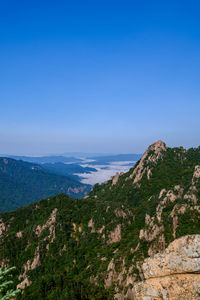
left=0, top=157, right=91, bottom=212
left=3, top=155, right=82, bottom=164
left=89, top=154, right=142, bottom=165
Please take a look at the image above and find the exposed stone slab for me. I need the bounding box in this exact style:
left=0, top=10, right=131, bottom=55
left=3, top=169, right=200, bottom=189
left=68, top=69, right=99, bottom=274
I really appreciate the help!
left=133, top=235, right=200, bottom=299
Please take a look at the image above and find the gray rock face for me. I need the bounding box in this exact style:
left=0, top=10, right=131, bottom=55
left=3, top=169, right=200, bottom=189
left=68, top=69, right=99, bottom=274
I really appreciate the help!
left=143, top=235, right=200, bottom=278
left=132, top=235, right=200, bottom=299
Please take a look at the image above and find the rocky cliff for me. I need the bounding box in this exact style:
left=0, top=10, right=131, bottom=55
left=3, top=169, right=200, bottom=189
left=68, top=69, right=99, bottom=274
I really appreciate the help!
left=133, top=235, right=200, bottom=299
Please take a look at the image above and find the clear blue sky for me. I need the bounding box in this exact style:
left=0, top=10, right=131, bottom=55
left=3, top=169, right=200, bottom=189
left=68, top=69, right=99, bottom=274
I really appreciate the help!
left=0, top=0, right=200, bottom=155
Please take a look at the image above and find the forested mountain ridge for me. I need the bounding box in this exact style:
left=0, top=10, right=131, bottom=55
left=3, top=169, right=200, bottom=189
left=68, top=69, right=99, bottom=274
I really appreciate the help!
left=1, top=141, right=200, bottom=299
left=0, top=157, right=91, bottom=212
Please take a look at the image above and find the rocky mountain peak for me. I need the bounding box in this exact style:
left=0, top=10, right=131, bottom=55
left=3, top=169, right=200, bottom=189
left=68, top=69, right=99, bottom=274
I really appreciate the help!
left=130, top=140, right=167, bottom=184
left=147, top=140, right=167, bottom=154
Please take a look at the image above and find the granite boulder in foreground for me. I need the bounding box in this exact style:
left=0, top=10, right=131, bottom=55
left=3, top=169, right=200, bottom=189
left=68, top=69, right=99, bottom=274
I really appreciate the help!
left=133, top=235, right=200, bottom=300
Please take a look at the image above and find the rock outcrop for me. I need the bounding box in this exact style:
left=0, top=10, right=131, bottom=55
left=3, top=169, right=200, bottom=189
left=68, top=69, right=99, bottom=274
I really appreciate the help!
left=108, top=224, right=121, bottom=244
left=112, top=172, right=120, bottom=185
left=130, top=140, right=167, bottom=184
left=133, top=235, right=200, bottom=299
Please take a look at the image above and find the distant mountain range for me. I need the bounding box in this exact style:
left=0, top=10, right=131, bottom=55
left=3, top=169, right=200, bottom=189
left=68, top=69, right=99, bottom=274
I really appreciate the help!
left=0, top=157, right=91, bottom=212
left=3, top=155, right=82, bottom=164
left=0, top=153, right=142, bottom=188
left=89, top=153, right=142, bottom=165
left=1, top=153, right=142, bottom=165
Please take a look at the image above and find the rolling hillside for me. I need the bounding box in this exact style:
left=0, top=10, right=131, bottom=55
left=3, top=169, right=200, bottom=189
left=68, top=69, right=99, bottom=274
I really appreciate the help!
left=0, top=157, right=91, bottom=212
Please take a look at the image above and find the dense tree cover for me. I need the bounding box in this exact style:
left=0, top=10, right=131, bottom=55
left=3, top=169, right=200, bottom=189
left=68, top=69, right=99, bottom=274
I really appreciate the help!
left=0, top=158, right=91, bottom=212
left=0, top=144, right=200, bottom=299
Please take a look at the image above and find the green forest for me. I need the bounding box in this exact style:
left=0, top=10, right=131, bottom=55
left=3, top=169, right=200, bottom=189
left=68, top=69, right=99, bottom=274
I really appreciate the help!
left=0, top=143, right=200, bottom=299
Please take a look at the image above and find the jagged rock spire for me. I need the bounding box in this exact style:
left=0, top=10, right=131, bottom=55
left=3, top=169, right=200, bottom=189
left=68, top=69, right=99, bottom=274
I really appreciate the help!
left=147, top=140, right=167, bottom=154
left=130, top=140, right=167, bottom=184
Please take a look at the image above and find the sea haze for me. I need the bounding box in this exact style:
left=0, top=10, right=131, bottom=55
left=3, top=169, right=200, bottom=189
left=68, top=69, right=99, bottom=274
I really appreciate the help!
left=75, top=160, right=136, bottom=185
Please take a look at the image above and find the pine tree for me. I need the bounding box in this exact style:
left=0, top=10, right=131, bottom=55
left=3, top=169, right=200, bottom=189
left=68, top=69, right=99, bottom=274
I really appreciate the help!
left=0, top=267, right=21, bottom=299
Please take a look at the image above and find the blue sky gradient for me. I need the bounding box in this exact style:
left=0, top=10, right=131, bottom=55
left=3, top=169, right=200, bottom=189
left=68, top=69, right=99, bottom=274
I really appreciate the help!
left=0, top=0, right=200, bottom=154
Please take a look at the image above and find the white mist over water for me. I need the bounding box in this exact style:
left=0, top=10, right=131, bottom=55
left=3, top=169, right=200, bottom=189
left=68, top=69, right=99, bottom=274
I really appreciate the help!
left=74, top=161, right=135, bottom=185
